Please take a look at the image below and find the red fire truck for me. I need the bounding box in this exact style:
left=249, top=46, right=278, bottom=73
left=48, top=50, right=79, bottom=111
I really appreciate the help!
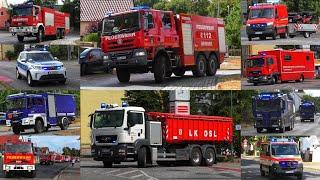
left=246, top=3, right=288, bottom=41
left=39, top=147, right=54, bottom=165
left=246, top=49, right=315, bottom=86
left=3, top=141, right=36, bottom=178
left=90, top=104, right=233, bottom=168
left=100, top=6, right=226, bottom=83
left=9, top=1, right=70, bottom=43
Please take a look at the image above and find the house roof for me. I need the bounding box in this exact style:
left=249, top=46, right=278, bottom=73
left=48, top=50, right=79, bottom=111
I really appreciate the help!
left=80, top=0, right=134, bottom=22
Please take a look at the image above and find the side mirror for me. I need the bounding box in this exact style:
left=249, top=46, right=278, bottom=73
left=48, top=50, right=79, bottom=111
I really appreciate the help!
left=21, top=59, right=27, bottom=63
left=124, top=127, right=129, bottom=131
left=27, top=58, right=33, bottom=62
left=89, top=114, right=93, bottom=129
left=54, top=57, right=58, bottom=61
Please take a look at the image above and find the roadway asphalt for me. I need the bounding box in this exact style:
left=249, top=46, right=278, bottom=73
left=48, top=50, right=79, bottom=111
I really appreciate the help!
left=240, top=27, right=320, bottom=45
left=80, top=69, right=241, bottom=90
left=241, top=115, right=320, bottom=137
left=241, top=78, right=320, bottom=90
left=55, top=162, right=80, bottom=180
left=0, top=161, right=73, bottom=179
left=0, top=31, right=80, bottom=45
left=81, top=158, right=241, bottom=180
left=241, top=158, right=320, bottom=180
left=0, top=60, right=80, bottom=90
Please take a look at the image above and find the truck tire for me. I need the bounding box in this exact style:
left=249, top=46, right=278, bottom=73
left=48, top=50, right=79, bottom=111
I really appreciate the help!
left=303, top=32, right=310, bottom=38
left=60, top=117, right=69, bottom=130
left=154, top=55, right=167, bottom=83
left=253, top=83, right=258, bottom=86
left=137, top=147, right=147, bottom=168
left=256, top=128, right=263, bottom=133
left=190, top=147, right=202, bottom=166
left=16, top=68, right=22, bottom=79
left=165, top=71, right=173, bottom=78
left=206, top=55, right=218, bottom=76
left=173, top=69, right=185, bottom=76
left=34, top=119, right=44, bottom=133
left=272, top=30, right=277, bottom=40
left=192, top=54, right=206, bottom=77
left=59, top=79, right=67, bottom=85
left=37, top=28, right=44, bottom=43
left=103, top=161, right=113, bottom=168
left=260, top=165, right=265, bottom=176
left=204, top=148, right=215, bottom=166
left=289, top=35, right=295, bottom=38
left=259, top=36, right=266, bottom=40
left=280, top=29, right=288, bottom=39
left=28, top=170, right=36, bottom=178
left=269, top=167, right=276, bottom=179
left=4, top=171, right=11, bottom=178
left=299, top=75, right=304, bottom=82
left=248, top=36, right=252, bottom=41
left=17, top=35, right=24, bottom=42
left=270, top=76, right=276, bottom=85
left=279, top=127, right=285, bottom=133
left=116, top=68, right=130, bottom=83
left=56, top=30, right=61, bottom=39
left=297, top=173, right=303, bottom=180
left=80, top=64, right=88, bottom=76
left=27, top=72, right=36, bottom=87
left=12, top=125, right=20, bottom=134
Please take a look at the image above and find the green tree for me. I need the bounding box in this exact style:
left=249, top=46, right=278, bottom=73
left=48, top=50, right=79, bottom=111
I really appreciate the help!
left=33, top=0, right=57, bottom=7
left=60, top=0, right=80, bottom=30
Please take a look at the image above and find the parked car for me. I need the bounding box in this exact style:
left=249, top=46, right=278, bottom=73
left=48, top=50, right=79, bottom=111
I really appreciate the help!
left=0, top=112, right=6, bottom=125
left=79, top=48, right=113, bottom=76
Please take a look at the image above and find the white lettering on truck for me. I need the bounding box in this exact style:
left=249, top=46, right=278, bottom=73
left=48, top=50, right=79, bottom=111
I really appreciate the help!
left=177, top=129, right=217, bottom=138
left=196, top=25, right=214, bottom=31
left=106, top=33, right=136, bottom=40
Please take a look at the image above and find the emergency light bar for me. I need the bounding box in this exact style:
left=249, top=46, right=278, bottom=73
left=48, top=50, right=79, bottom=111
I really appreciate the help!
left=270, top=138, right=295, bottom=142
left=122, top=101, right=129, bottom=107
left=130, top=6, right=150, bottom=10
left=301, top=101, right=313, bottom=106
left=100, top=103, right=120, bottom=109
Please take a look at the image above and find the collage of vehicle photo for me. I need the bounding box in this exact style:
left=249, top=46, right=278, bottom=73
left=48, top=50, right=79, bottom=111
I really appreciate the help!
left=0, top=0, right=319, bottom=180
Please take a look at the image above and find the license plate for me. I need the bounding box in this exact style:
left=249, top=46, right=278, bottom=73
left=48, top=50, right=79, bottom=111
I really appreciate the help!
left=285, top=170, right=294, bottom=174
left=101, top=149, right=110, bottom=153
left=254, top=78, right=258, bottom=80
left=117, top=56, right=126, bottom=60
left=48, top=71, right=58, bottom=74
left=255, top=32, right=263, bottom=35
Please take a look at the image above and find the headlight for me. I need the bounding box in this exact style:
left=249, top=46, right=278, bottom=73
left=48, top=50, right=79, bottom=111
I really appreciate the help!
left=5, top=166, right=10, bottom=170
left=246, top=23, right=251, bottom=27
left=27, top=166, right=33, bottom=170
left=267, top=22, right=274, bottom=26
left=134, top=51, right=146, bottom=57
left=103, top=55, right=110, bottom=60
left=30, top=65, right=42, bottom=70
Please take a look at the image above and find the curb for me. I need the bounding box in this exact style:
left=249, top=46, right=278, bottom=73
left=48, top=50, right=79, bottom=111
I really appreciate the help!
left=53, top=164, right=71, bottom=180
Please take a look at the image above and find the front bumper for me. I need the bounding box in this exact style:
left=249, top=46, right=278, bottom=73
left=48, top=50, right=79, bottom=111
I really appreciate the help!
left=9, top=26, right=38, bottom=35
left=91, top=144, right=131, bottom=161
left=7, top=117, right=35, bottom=126
left=107, top=49, right=148, bottom=68
left=29, top=68, right=67, bottom=81
left=247, top=75, right=271, bottom=83
left=271, top=163, right=303, bottom=176
left=246, top=25, right=274, bottom=37
left=3, top=164, right=35, bottom=172
left=255, top=118, right=282, bottom=128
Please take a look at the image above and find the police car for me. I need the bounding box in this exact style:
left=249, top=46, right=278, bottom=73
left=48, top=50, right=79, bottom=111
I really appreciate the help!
left=260, top=138, right=303, bottom=180
left=16, top=48, right=67, bottom=86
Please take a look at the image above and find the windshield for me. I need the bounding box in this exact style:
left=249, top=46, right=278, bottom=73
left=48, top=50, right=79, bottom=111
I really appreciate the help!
left=27, top=53, right=55, bottom=62
left=300, top=106, right=315, bottom=113
left=271, top=144, right=299, bottom=156
left=93, top=110, right=124, bottom=128
left=256, top=99, right=281, bottom=112
left=247, top=58, right=265, bottom=68
left=13, top=7, right=33, bottom=16
left=249, top=8, right=274, bottom=19
left=102, top=12, right=140, bottom=36
left=5, top=144, right=33, bottom=153
left=7, top=98, right=26, bottom=110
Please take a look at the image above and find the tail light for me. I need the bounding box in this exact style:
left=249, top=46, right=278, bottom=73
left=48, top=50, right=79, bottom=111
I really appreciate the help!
left=8, top=114, right=13, bottom=119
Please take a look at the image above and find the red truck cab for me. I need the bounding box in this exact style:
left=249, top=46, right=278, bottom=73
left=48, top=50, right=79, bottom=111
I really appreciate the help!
left=246, top=49, right=315, bottom=86
left=3, top=141, right=36, bottom=178
left=101, top=6, right=226, bottom=83
left=246, top=3, right=288, bottom=41
left=9, top=1, right=70, bottom=42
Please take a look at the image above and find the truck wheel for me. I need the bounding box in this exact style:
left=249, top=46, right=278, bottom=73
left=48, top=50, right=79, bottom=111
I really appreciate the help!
left=4, top=171, right=11, bottom=178
left=204, top=148, right=215, bottom=166
left=80, top=64, right=88, bottom=76
left=103, top=161, right=113, bottom=168
left=259, top=36, right=266, bottom=40
left=60, top=117, right=69, bottom=130
left=253, top=83, right=258, bottom=86
left=59, top=79, right=67, bottom=85
left=56, top=30, right=61, bottom=39
left=34, top=119, right=44, bottom=133
left=248, top=36, right=252, bottom=41
left=27, top=72, right=35, bottom=87
left=206, top=55, right=218, bottom=76
left=12, top=126, right=20, bottom=134
left=138, top=147, right=147, bottom=168
left=280, top=30, right=288, bottom=39
left=269, top=167, right=276, bottom=179
left=192, top=54, right=206, bottom=77
left=272, top=30, right=277, bottom=40
left=116, top=68, right=130, bottom=83
left=173, top=69, right=185, bottom=76
left=17, top=35, right=24, bottom=42
left=270, top=76, right=276, bottom=85
left=256, top=128, right=263, bottom=133
left=154, top=55, right=167, bottom=83
left=37, top=28, right=44, bottom=42
left=289, top=35, right=295, bottom=38
left=260, top=165, right=265, bottom=176
left=297, top=173, right=303, bottom=180
left=16, top=68, right=22, bottom=79
left=303, top=32, right=310, bottom=38
left=28, top=170, right=36, bottom=178
left=165, top=71, right=173, bottom=78
left=299, top=75, right=304, bottom=82
left=279, top=127, right=285, bottom=133
left=190, top=147, right=202, bottom=166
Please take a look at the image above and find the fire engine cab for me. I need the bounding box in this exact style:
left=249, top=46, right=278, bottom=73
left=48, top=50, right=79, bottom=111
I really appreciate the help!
left=260, top=138, right=303, bottom=180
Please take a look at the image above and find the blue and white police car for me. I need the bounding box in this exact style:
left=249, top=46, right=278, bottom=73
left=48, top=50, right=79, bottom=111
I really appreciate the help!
left=16, top=48, right=67, bottom=86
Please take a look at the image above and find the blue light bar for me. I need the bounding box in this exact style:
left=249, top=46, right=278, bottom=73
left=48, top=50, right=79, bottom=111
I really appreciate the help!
left=270, top=138, right=294, bottom=142
left=130, top=6, right=150, bottom=10
left=101, top=103, right=107, bottom=109
left=122, top=101, right=129, bottom=107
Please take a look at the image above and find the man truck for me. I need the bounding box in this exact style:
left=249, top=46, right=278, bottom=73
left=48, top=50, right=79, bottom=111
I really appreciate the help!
left=252, top=92, right=295, bottom=133
left=9, top=0, right=70, bottom=42
left=246, top=49, right=315, bottom=86
left=6, top=93, right=76, bottom=134
left=90, top=103, right=233, bottom=168
left=100, top=6, right=227, bottom=83
left=3, top=140, right=37, bottom=178
left=299, top=101, right=315, bottom=122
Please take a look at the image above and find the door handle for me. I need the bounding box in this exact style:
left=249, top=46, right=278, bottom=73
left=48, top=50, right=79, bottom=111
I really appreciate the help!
left=141, top=129, right=143, bottom=133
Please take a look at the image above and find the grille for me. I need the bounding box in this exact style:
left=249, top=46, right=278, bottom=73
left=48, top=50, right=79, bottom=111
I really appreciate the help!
left=39, top=74, right=64, bottom=80
left=96, top=135, right=117, bottom=143
left=108, top=39, right=135, bottom=50
left=251, top=23, right=267, bottom=31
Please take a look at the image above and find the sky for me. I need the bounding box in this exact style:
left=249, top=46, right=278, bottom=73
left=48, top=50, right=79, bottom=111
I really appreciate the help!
left=304, top=90, right=320, bottom=97
left=22, top=135, right=80, bottom=153
left=7, top=0, right=64, bottom=5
